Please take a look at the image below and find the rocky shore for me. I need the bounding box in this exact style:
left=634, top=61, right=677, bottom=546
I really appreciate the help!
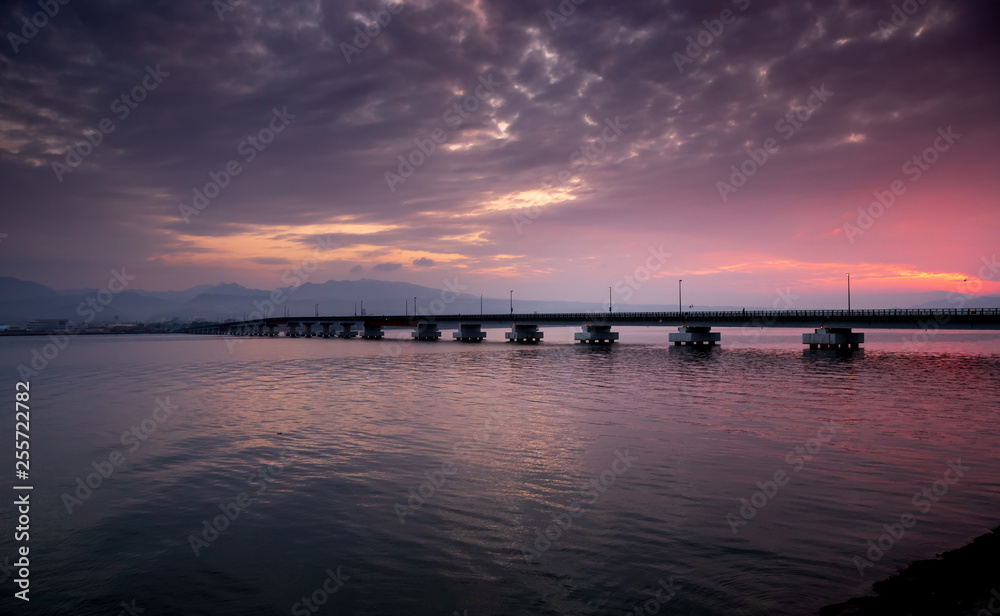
left=821, top=525, right=1000, bottom=615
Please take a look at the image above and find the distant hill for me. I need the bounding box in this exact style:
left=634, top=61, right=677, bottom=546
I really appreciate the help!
left=0, top=277, right=59, bottom=301
left=911, top=294, right=1000, bottom=309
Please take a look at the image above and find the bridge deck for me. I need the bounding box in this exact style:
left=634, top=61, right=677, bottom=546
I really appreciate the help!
left=190, top=308, right=1000, bottom=333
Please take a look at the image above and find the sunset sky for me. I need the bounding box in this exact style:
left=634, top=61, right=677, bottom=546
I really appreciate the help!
left=1, top=0, right=998, bottom=308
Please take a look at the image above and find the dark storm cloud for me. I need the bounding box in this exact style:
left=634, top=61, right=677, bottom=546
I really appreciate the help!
left=1, top=0, right=998, bottom=290
left=372, top=261, right=402, bottom=272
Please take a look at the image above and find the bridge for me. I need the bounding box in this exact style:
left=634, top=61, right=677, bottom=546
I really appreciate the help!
left=183, top=308, right=1000, bottom=349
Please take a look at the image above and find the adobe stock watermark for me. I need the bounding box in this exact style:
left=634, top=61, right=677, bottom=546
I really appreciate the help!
left=187, top=451, right=291, bottom=556
left=877, top=0, right=930, bottom=40
left=624, top=578, right=678, bottom=616
left=340, top=2, right=403, bottom=63
left=730, top=287, right=800, bottom=349
left=61, top=397, right=178, bottom=514
left=384, top=73, right=501, bottom=192
left=673, top=0, right=750, bottom=73
left=519, top=449, right=638, bottom=561
left=900, top=253, right=998, bottom=351
left=51, top=65, right=169, bottom=182
left=511, top=115, right=628, bottom=233
left=6, top=0, right=71, bottom=54
left=116, top=600, right=144, bottom=616
left=347, top=276, right=470, bottom=399
left=975, top=588, right=1000, bottom=616
left=851, top=459, right=970, bottom=576
left=290, top=566, right=350, bottom=616
left=213, top=0, right=242, bottom=21
left=716, top=84, right=833, bottom=202
left=545, top=0, right=585, bottom=30
left=612, top=246, right=672, bottom=303
left=842, top=126, right=960, bottom=243
left=726, top=421, right=837, bottom=534
left=224, top=235, right=339, bottom=354
left=395, top=407, right=505, bottom=524
left=17, top=267, right=135, bottom=380
left=178, top=106, right=296, bottom=223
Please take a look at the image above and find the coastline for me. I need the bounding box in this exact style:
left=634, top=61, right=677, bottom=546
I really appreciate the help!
left=820, top=525, right=1000, bottom=615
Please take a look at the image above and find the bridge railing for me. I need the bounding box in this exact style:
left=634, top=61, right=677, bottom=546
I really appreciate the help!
left=185, top=307, right=1000, bottom=331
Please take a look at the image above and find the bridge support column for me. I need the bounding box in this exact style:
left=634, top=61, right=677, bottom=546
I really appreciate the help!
left=267, top=324, right=277, bottom=336
left=362, top=324, right=384, bottom=339
left=505, top=323, right=543, bottom=343
left=317, top=323, right=330, bottom=338
left=336, top=322, right=358, bottom=338
left=669, top=326, right=720, bottom=346
left=412, top=323, right=441, bottom=340
left=453, top=323, right=486, bottom=342
left=301, top=322, right=314, bottom=338
left=803, top=327, right=863, bottom=350
left=287, top=323, right=298, bottom=337
left=575, top=324, right=619, bottom=344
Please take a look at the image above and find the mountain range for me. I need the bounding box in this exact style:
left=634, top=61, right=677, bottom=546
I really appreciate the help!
left=0, top=276, right=996, bottom=325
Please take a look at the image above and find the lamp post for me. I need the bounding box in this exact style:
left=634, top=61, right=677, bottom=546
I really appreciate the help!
left=360, top=300, right=364, bottom=316
left=480, top=294, right=483, bottom=315
left=405, top=298, right=408, bottom=316
left=510, top=290, right=513, bottom=315
left=609, top=286, right=612, bottom=313
left=678, top=279, right=683, bottom=315
left=847, top=273, right=851, bottom=314
left=315, top=303, right=319, bottom=317
left=354, top=302, right=357, bottom=316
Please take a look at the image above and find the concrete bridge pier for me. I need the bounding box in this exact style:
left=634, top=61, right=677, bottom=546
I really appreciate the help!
left=669, top=326, right=720, bottom=346
left=287, top=322, right=299, bottom=337
left=267, top=324, right=277, bottom=336
left=362, top=324, right=384, bottom=339
left=803, top=327, right=863, bottom=349
left=505, top=323, right=543, bottom=343
left=575, top=324, right=619, bottom=344
left=412, top=322, right=442, bottom=340
left=453, top=323, right=486, bottom=342
left=336, top=322, right=358, bottom=338
left=318, top=323, right=331, bottom=338
left=301, top=322, right=315, bottom=338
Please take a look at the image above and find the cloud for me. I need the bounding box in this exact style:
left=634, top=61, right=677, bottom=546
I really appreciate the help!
left=372, top=262, right=403, bottom=272
left=412, top=257, right=435, bottom=267
left=0, top=0, right=996, bottom=302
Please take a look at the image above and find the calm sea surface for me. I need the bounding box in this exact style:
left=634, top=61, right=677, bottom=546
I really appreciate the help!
left=1, top=329, right=999, bottom=615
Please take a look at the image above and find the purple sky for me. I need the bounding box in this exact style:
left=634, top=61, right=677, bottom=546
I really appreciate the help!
left=1, top=0, right=999, bottom=308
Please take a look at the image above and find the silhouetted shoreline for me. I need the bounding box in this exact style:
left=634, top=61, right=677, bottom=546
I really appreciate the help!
left=820, top=525, right=1000, bottom=615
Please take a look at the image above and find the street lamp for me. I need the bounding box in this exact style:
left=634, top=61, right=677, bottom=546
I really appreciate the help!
left=847, top=273, right=851, bottom=314
left=510, top=290, right=513, bottom=315
left=678, top=279, right=683, bottom=315
left=480, top=294, right=483, bottom=315
left=354, top=301, right=357, bottom=316
left=609, top=286, right=612, bottom=313
left=360, top=300, right=364, bottom=316
left=405, top=298, right=408, bottom=316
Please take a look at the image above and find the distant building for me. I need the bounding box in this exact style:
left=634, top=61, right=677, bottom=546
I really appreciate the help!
left=26, top=319, right=70, bottom=332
